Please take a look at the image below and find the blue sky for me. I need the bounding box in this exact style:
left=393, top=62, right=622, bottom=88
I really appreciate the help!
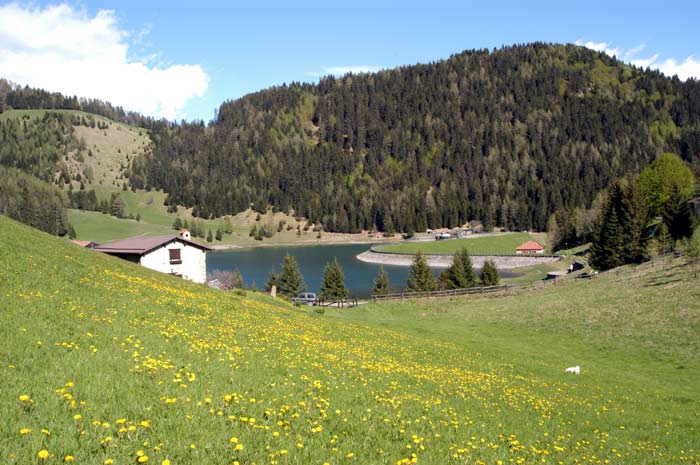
left=1, top=1, right=699, bottom=120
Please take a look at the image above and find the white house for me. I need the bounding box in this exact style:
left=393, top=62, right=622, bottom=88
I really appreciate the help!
left=95, top=232, right=210, bottom=283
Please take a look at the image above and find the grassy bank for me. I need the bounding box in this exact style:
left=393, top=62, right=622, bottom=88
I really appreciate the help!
left=374, top=232, right=547, bottom=255
left=1, top=215, right=698, bottom=464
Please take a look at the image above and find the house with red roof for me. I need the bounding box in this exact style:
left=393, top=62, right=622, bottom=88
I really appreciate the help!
left=515, top=240, right=545, bottom=255
left=94, top=230, right=210, bottom=283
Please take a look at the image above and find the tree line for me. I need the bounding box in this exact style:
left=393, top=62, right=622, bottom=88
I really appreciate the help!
left=131, top=43, right=700, bottom=234
left=0, top=78, right=161, bottom=129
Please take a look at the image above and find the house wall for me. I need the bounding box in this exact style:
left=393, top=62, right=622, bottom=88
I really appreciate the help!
left=139, top=241, right=207, bottom=283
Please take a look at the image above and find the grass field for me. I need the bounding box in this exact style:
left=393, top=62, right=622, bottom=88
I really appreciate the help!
left=1, top=214, right=698, bottom=464
left=374, top=232, right=547, bottom=255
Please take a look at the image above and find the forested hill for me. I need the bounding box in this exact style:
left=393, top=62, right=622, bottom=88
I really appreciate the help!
left=133, top=43, right=700, bottom=233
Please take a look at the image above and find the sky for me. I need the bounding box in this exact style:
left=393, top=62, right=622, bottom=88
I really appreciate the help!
left=1, top=1, right=699, bottom=121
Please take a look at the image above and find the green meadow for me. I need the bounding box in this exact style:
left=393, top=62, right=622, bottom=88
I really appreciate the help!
left=374, top=232, right=547, bottom=255
left=1, top=214, right=698, bottom=464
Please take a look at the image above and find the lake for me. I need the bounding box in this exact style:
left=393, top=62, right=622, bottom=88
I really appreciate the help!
left=207, top=243, right=517, bottom=298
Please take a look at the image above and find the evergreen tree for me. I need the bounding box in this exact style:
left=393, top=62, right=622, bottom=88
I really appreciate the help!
left=480, top=260, right=500, bottom=286
left=590, top=183, right=625, bottom=271
left=206, top=230, right=213, bottom=242
left=320, top=258, right=349, bottom=301
left=656, top=222, right=675, bottom=255
left=406, top=251, right=436, bottom=292
left=685, top=228, right=700, bottom=276
left=67, top=223, right=77, bottom=239
left=278, top=254, right=306, bottom=297
left=372, top=266, right=391, bottom=295
left=663, top=185, right=696, bottom=241
left=620, top=176, right=649, bottom=263
left=265, top=267, right=279, bottom=293
left=173, top=217, right=182, bottom=230
left=215, top=227, right=223, bottom=241
left=223, top=217, right=233, bottom=234
left=438, top=248, right=475, bottom=289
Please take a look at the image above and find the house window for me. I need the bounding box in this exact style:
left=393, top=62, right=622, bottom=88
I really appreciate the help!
left=169, top=248, right=182, bottom=264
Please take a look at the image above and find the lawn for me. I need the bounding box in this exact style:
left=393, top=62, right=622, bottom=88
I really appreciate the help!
left=1, top=214, right=698, bottom=464
left=374, top=232, right=547, bottom=255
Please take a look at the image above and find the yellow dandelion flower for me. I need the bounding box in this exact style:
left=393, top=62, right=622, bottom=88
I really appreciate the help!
left=19, top=394, right=30, bottom=402
left=73, top=414, right=82, bottom=420
left=138, top=456, right=149, bottom=463
left=234, top=444, right=244, bottom=451
left=38, top=450, right=50, bottom=460
left=19, top=428, right=31, bottom=435
left=104, top=460, right=114, bottom=465
left=162, top=460, right=171, bottom=465
left=65, top=455, right=75, bottom=462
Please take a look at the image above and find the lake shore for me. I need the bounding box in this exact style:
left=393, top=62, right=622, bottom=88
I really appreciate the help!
left=356, top=250, right=560, bottom=269
left=208, top=235, right=398, bottom=251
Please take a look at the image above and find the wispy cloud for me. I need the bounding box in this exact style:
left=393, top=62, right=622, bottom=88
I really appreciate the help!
left=306, top=65, right=384, bottom=78
left=0, top=4, right=209, bottom=119
left=575, top=39, right=700, bottom=80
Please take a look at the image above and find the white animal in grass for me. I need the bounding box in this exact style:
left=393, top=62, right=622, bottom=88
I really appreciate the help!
left=564, top=365, right=581, bottom=374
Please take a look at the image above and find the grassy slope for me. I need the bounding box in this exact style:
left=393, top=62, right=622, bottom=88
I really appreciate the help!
left=374, top=232, right=546, bottom=255
left=1, top=215, right=698, bottom=464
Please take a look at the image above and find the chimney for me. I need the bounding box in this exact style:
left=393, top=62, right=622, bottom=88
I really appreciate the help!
left=179, top=229, right=191, bottom=241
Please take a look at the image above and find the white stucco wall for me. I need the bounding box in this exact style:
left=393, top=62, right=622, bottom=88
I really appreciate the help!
left=139, top=241, right=207, bottom=283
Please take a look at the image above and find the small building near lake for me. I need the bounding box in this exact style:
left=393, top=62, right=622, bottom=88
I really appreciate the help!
left=515, top=240, right=545, bottom=255
left=94, top=231, right=210, bottom=283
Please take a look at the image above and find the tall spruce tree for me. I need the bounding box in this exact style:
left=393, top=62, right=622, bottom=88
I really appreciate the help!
left=406, top=251, right=436, bottom=292
left=278, top=254, right=306, bottom=297
left=320, top=258, right=349, bottom=301
left=620, top=176, right=649, bottom=263
left=479, top=260, right=500, bottom=286
left=590, top=182, right=625, bottom=271
left=372, top=266, right=391, bottom=296
left=663, top=184, right=696, bottom=241
left=656, top=222, right=675, bottom=255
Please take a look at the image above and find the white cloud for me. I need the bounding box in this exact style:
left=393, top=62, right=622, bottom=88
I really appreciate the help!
left=306, top=65, right=384, bottom=78
left=0, top=3, right=209, bottom=120
left=576, top=39, right=700, bottom=81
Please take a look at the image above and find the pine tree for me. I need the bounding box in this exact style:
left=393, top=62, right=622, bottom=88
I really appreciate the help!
left=279, top=254, right=306, bottom=297
left=480, top=260, right=500, bottom=286
left=685, top=228, right=700, bottom=276
left=265, top=267, right=279, bottom=293
left=590, top=182, right=625, bottom=271
left=656, top=222, right=674, bottom=255
left=320, top=258, right=349, bottom=301
left=406, top=251, right=436, bottom=292
left=663, top=185, right=696, bottom=241
left=206, top=230, right=213, bottom=242
left=372, top=266, right=391, bottom=295
left=620, top=177, right=649, bottom=263
left=455, top=248, right=477, bottom=287
left=173, top=217, right=182, bottom=230
left=215, top=227, right=223, bottom=241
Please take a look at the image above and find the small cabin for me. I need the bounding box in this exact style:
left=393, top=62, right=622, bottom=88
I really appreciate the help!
left=95, top=232, right=210, bottom=283
left=515, top=240, right=545, bottom=255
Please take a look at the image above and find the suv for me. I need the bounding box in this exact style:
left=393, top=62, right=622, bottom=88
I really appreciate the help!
left=291, top=292, right=317, bottom=305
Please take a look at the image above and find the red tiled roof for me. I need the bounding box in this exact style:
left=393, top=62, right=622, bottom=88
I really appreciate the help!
left=71, top=240, right=95, bottom=247
left=94, top=236, right=210, bottom=255
left=515, top=240, right=545, bottom=251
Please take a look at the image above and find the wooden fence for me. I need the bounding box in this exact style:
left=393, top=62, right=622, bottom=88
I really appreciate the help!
left=371, top=284, right=513, bottom=301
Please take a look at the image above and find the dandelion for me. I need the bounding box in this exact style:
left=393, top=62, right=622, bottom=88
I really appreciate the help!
left=65, top=455, right=75, bottom=462
left=38, top=450, right=50, bottom=460
left=162, top=460, right=171, bottom=465
left=19, top=394, right=30, bottom=402
left=19, top=428, right=31, bottom=435
left=104, top=460, right=114, bottom=465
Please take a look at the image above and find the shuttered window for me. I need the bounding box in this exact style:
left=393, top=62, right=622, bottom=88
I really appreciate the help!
left=169, top=248, right=182, bottom=264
